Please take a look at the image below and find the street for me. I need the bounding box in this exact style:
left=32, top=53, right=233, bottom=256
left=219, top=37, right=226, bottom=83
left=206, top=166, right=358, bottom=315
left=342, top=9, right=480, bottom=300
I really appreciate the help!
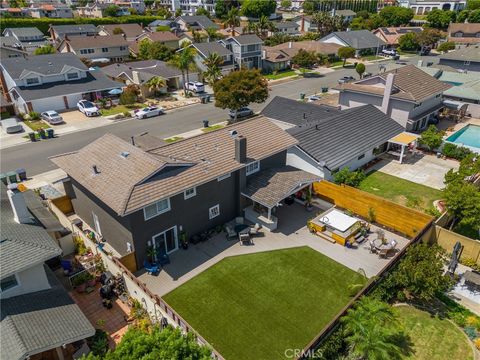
left=0, top=55, right=435, bottom=176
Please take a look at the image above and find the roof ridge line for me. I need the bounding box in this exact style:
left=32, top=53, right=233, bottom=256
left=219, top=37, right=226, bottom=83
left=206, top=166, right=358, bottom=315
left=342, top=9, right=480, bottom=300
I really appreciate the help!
left=6, top=236, right=59, bottom=252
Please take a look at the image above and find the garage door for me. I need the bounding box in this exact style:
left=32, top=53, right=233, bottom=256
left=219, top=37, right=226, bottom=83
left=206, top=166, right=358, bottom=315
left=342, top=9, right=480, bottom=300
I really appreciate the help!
left=31, top=96, right=67, bottom=113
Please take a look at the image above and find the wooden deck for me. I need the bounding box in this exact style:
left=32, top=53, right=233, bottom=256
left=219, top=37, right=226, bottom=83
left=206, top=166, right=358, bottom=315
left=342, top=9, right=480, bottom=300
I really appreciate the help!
left=137, top=202, right=410, bottom=297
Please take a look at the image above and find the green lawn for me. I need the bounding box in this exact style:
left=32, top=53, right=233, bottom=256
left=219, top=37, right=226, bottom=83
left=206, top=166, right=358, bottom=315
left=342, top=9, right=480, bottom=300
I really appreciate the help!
left=361, top=55, right=384, bottom=61
left=397, top=306, right=473, bottom=360
left=99, top=104, right=142, bottom=116
left=23, top=119, right=49, bottom=131
left=359, top=171, right=443, bottom=212
left=265, top=69, right=297, bottom=80
left=329, top=60, right=352, bottom=68
left=163, top=247, right=365, bottom=360
left=201, top=124, right=225, bottom=133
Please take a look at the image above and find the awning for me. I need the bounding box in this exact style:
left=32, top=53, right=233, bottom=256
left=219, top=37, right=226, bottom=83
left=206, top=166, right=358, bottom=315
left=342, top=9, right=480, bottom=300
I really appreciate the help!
left=389, top=132, right=419, bottom=146
left=443, top=99, right=468, bottom=110
left=242, top=166, right=321, bottom=209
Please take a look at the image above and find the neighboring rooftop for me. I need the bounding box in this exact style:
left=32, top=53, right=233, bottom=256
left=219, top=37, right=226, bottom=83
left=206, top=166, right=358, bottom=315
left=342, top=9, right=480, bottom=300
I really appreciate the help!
left=288, top=105, right=404, bottom=170
left=49, top=24, right=97, bottom=37
left=228, top=34, right=263, bottom=45
left=336, top=64, right=452, bottom=103
left=62, top=34, right=128, bottom=49
left=2, top=27, right=44, bottom=38
left=335, top=9, right=356, bottom=16
left=51, top=116, right=298, bottom=216
left=373, top=27, right=423, bottom=45
left=192, top=41, right=233, bottom=58
left=439, top=45, right=480, bottom=62
left=264, top=40, right=341, bottom=59
left=321, top=29, right=386, bottom=49
left=98, top=23, right=145, bottom=38
left=101, top=60, right=183, bottom=81
left=447, top=23, right=480, bottom=43
left=261, top=96, right=341, bottom=127
left=176, top=15, right=218, bottom=29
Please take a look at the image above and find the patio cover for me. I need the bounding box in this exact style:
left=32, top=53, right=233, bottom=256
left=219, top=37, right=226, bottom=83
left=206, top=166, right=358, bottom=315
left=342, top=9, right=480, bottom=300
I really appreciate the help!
left=388, top=132, right=419, bottom=146
left=242, top=166, right=321, bottom=209
left=443, top=99, right=468, bottom=110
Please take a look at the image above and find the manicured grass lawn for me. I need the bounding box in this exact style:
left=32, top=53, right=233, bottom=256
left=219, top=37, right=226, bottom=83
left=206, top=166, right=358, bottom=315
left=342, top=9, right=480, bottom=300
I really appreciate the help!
left=397, top=306, right=473, bottom=360
left=163, top=247, right=365, bottom=360
left=361, top=55, right=384, bottom=61
left=265, top=69, right=297, bottom=80
left=201, top=124, right=225, bottom=133
left=99, top=104, right=142, bottom=116
left=329, top=60, right=352, bottom=67
left=359, top=171, right=443, bottom=212
left=23, top=119, right=49, bottom=131
left=164, top=136, right=184, bottom=143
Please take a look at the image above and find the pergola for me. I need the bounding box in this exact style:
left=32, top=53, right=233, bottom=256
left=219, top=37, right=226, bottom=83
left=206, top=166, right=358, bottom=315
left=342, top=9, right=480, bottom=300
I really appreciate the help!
left=386, top=132, right=419, bottom=164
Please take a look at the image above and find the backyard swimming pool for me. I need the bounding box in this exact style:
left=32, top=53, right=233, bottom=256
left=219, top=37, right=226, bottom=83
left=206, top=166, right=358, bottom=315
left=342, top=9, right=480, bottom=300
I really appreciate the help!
left=446, top=124, right=480, bottom=152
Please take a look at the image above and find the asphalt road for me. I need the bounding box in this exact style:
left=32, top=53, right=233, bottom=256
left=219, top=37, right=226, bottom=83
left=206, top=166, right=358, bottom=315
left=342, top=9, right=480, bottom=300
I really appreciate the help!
left=0, top=55, right=436, bottom=176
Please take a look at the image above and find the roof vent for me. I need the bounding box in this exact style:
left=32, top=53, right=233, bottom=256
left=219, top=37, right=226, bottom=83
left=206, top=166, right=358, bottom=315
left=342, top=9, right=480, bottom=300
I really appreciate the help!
left=92, top=165, right=100, bottom=175
left=229, top=130, right=238, bottom=137
left=120, top=151, right=130, bottom=158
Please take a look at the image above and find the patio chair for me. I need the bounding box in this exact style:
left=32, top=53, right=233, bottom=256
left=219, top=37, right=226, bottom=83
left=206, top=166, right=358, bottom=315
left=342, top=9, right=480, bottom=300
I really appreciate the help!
left=378, top=248, right=389, bottom=259
left=239, top=233, right=252, bottom=246
left=249, top=223, right=262, bottom=236
left=368, top=240, right=377, bottom=254
left=225, top=224, right=237, bottom=240
left=143, top=260, right=160, bottom=275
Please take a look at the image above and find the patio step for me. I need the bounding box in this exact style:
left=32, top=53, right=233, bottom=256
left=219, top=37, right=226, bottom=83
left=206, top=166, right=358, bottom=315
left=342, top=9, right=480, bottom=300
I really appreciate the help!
left=315, top=231, right=336, bottom=244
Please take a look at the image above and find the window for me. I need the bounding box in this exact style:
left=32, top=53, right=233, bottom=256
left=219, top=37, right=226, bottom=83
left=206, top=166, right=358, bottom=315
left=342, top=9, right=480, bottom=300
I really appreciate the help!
left=120, top=46, right=127, bottom=51
left=246, top=161, right=260, bottom=176
left=209, top=204, right=220, bottom=220
left=184, top=187, right=196, bottom=199
left=143, top=198, right=171, bottom=220
left=101, top=47, right=109, bottom=53
left=1, top=274, right=19, bottom=292
left=464, top=61, right=471, bottom=66
left=217, top=173, right=231, bottom=181
left=455, top=32, right=463, bottom=37
left=79, top=48, right=94, bottom=54
left=67, top=72, right=78, bottom=80
left=247, top=44, right=257, bottom=52
left=357, top=154, right=365, bottom=160
left=26, top=77, right=39, bottom=85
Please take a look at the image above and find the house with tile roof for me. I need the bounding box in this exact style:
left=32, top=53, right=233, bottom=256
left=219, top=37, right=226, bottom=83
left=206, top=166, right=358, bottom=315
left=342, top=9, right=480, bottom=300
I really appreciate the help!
left=97, top=23, right=148, bottom=41
left=262, top=96, right=404, bottom=179
left=335, top=65, right=452, bottom=132
left=50, top=116, right=319, bottom=266
left=0, top=53, right=123, bottom=113
left=58, top=34, right=130, bottom=63
left=0, top=183, right=94, bottom=360
left=372, top=27, right=423, bottom=48
left=447, top=23, right=480, bottom=45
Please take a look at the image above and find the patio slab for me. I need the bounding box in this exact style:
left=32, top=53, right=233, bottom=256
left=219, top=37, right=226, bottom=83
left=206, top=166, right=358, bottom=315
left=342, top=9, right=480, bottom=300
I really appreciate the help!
left=371, top=153, right=459, bottom=190
left=138, top=202, right=410, bottom=297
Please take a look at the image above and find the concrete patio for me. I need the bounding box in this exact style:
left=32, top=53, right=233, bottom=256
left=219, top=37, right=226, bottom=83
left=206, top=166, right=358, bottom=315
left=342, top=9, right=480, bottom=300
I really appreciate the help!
left=137, top=202, right=410, bottom=297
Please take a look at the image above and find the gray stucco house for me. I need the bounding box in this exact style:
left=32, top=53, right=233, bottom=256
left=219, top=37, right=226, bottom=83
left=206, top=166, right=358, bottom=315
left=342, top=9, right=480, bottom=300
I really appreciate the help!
left=336, top=65, right=452, bottom=132
left=51, top=117, right=319, bottom=269
left=1, top=183, right=94, bottom=360
left=320, top=30, right=386, bottom=56
left=222, top=34, right=263, bottom=70
left=189, top=42, right=235, bottom=75
left=2, top=27, right=49, bottom=53
left=438, top=46, right=480, bottom=72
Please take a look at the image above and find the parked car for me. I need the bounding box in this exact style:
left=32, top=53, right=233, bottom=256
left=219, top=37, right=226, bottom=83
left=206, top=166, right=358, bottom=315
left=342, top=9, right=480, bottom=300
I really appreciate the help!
left=382, top=49, right=397, bottom=56
left=307, top=95, right=320, bottom=102
left=186, top=81, right=205, bottom=93
left=418, top=46, right=431, bottom=56
left=229, top=107, right=253, bottom=119
left=41, top=110, right=64, bottom=125
left=395, top=60, right=408, bottom=65
left=77, top=100, right=100, bottom=117
left=0, top=117, right=23, bottom=133
left=338, top=76, right=355, bottom=84
left=362, top=72, right=372, bottom=78
left=134, top=106, right=164, bottom=119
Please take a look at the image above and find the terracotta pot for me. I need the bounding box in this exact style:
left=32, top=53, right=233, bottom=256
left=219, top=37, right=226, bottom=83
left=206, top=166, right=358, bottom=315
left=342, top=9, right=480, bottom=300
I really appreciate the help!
left=76, top=283, right=87, bottom=293
left=87, top=279, right=97, bottom=287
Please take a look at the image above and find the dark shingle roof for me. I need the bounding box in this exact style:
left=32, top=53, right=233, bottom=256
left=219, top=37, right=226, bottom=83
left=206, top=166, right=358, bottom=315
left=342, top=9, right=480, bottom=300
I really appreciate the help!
left=0, top=185, right=61, bottom=279
left=261, top=96, right=341, bottom=127
left=177, top=15, right=218, bottom=29
left=440, top=45, right=480, bottom=62
left=50, top=24, right=97, bottom=36
left=3, top=27, right=43, bottom=38
left=289, top=105, right=404, bottom=170
left=102, top=60, right=183, bottom=81
left=321, top=30, right=385, bottom=49
left=229, top=34, right=263, bottom=45
left=1, top=267, right=95, bottom=360
left=192, top=42, right=232, bottom=58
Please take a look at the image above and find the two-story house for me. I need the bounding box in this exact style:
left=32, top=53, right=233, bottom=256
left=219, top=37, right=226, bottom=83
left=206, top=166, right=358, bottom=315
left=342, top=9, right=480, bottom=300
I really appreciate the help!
left=76, top=2, right=130, bottom=18
left=29, top=4, right=74, bottom=18
left=58, top=35, right=130, bottom=63
left=130, top=31, right=180, bottom=56
left=1, top=183, right=95, bottom=360
left=0, top=53, right=123, bottom=113
left=268, top=21, right=300, bottom=37
left=447, top=23, right=480, bottom=46
left=50, top=116, right=320, bottom=269
left=334, top=9, right=356, bottom=23
left=49, top=24, right=98, bottom=43
left=189, top=42, right=235, bottom=75
left=335, top=65, right=452, bottom=132
left=2, top=27, right=49, bottom=53
left=222, top=34, right=263, bottom=70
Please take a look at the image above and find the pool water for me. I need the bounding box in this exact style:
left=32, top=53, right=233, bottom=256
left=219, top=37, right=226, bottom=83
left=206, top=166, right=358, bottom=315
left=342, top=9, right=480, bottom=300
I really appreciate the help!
left=446, top=125, right=480, bottom=151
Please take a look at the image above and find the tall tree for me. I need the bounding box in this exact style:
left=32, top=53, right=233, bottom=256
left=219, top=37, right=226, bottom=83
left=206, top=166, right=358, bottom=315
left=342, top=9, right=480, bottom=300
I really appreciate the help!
left=427, top=9, right=457, bottom=29
left=338, top=46, right=355, bottom=66
left=103, top=5, right=120, bottom=17
left=213, top=69, right=268, bottom=121
left=145, top=76, right=166, bottom=96
left=203, top=53, right=223, bottom=85
left=241, top=0, right=276, bottom=18
left=355, top=62, right=366, bottom=78
left=168, top=46, right=196, bottom=94
left=223, top=7, right=240, bottom=28
left=379, top=6, right=414, bottom=26
left=398, top=32, right=420, bottom=51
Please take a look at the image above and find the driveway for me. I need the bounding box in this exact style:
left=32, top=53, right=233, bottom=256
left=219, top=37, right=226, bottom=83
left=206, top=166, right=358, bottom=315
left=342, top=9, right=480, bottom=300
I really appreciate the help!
left=372, top=153, right=459, bottom=190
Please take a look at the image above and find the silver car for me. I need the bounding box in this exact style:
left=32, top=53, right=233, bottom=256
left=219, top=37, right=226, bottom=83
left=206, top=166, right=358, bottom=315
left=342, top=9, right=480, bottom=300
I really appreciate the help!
left=41, top=110, right=64, bottom=125
left=229, top=107, right=253, bottom=119
left=0, top=118, right=23, bottom=134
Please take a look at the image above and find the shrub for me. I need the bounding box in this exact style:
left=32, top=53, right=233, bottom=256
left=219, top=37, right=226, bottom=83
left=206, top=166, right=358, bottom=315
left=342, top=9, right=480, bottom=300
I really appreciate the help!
left=122, top=110, right=131, bottom=117
left=418, top=125, right=444, bottom=151
left=442, top=142, right=472, bottom=160
left=475, top=338, right=480, bottom=350
left=74, top=236, right=88, bottom=255
left=333, top=168, right=366, bottom=187
left=437, top=41, right=456, bottom=52
left=119, top=91, right=136, bottom=105
left=28, top=111, right=40, bottom=120
left=464, top=326, right=478, bottom=339
left=87, top=329, right=109, bottom=356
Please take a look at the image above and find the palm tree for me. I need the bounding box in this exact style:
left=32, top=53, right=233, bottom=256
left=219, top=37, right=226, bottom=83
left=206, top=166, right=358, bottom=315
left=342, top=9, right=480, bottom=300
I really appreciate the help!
left=145, top=76, right=166, bottom=96
left=206, top=27, right=220, bottom=42
left=257, top=15, right=273, bottom=37
left=223, top=8, right=240, bottom=29
left=168, top=52, right=189, bottom=94
left=203, top=53, right=223, bottom=85
left=341, top=297, right=404, bottom=360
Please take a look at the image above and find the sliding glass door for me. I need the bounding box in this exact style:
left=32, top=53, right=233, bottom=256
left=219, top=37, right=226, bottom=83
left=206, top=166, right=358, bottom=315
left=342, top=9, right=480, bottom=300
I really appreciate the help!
left=153, top=226, right=178, bottom=257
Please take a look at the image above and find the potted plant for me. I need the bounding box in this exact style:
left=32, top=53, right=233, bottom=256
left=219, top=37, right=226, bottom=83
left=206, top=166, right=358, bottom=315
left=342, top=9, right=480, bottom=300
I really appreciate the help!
left=72, top=272, right=88, bottom=293
left=146, top=246, right=156, bottom=262
left=305, top=188, right=314, bottom=212
left=86, top=272, right=96, bottom=287
left=180, top=231, right=188, bottom=249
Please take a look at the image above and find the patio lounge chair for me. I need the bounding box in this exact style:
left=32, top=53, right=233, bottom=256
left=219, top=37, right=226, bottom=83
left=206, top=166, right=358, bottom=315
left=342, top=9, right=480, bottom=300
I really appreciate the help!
left=225, top=224, right=236, bottom=240
left=239, top=233, right=252, bottom=245
left=144, top=260, right=160, bottom=275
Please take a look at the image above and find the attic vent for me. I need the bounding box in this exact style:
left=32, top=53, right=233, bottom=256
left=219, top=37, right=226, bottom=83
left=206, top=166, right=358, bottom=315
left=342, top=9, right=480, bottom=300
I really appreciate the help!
left=229, top=130, right=238, bottom=137
left=120, top=151, right=130, bottom=158
left=92, top=165, right=100, bottom=175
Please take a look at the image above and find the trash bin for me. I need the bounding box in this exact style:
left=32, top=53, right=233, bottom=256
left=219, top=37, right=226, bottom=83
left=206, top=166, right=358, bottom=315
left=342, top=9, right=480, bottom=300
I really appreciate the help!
left=46, top=128, right=54, bottom=139
left=203, top=120, right=209, bottom=128
left=206, top=95, right=211, bottom=102
left=322, top=87, right=328, bottom=93
left=16, top=168, right=27, bottom=181
left=300, top=93, right=305, bottom=100
left=38, top=128, right=46, bottom=139
left=6, top=171, right=17, bottom=184
left=0, top=173, right=7, bottom=186
left=28, top=132, right=36, bottom=142
left=201, top=97, right=207, bottom=104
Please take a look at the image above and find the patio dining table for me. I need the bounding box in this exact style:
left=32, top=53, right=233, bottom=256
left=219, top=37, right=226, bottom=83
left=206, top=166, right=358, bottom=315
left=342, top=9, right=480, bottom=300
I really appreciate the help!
left=372, top=238, right=391, bottom=251
left=234, top=224, right=250, bottom=235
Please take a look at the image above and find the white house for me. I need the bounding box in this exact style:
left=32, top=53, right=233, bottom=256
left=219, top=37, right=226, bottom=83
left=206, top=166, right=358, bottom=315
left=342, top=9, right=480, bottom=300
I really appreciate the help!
left=398, top=0, right=466, bottom=15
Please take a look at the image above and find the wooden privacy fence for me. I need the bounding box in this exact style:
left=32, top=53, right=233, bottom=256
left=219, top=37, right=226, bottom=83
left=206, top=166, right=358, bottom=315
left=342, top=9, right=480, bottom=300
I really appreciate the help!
left=313, top=181, right=433, bottom=238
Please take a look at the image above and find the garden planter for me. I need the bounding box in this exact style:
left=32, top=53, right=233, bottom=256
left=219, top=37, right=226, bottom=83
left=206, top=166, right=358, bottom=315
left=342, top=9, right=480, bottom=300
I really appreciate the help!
left=87, top=279, right=97, bottom=287
left=76, top=283, right=87, bottom=293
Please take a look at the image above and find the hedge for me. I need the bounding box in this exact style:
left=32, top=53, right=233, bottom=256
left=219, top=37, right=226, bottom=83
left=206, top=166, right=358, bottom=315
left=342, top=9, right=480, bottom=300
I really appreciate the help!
left=0, top=15, right=164, bottom=34
left=442, top=142, right=472, bottom=160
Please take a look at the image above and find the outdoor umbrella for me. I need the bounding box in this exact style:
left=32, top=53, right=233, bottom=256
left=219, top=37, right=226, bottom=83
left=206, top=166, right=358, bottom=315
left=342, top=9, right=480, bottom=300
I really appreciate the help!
left=108, top=88, right=123, bottom=95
